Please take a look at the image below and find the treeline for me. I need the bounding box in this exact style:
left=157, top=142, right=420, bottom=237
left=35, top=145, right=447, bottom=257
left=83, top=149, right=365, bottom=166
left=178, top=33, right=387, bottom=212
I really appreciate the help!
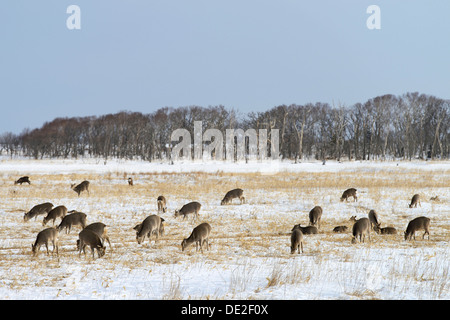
left=1, top=92, right=449, bottom=161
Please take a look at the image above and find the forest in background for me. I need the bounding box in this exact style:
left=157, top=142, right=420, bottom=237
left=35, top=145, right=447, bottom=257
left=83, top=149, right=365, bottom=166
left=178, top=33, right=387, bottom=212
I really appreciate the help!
left=1, top=92, right=449, bottom=161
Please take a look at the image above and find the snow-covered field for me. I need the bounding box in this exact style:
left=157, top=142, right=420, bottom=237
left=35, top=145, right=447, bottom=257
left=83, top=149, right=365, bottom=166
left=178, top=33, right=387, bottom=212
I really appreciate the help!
left=0, top=158, right=448, bottom=300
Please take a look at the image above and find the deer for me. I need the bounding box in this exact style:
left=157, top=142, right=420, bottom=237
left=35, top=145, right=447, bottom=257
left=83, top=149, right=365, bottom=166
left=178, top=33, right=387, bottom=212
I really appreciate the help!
left=221, top=188, right=245, bottom=205
left=15, top=176, right=31, bottom=185
left=409, top=194, right=421, bottom=208
left=71, top=180, right=90, bottom=197
left=350, top=216, right=371, bottom=244
left=308, top=206, right=323, bottom=229
left=174, top=201, right=201, bottom=221
left=181, top=222, right=212, bottom=253
left=404, top=216, right=430, bottom=240
left=24, top=202, right=54, bottom=222
left=128, top=177, right=133, bottom=186
left=42, top=205, right=68, bottom=226
left=157, top=195, right=167, bottom=213
left=374, top=225, right=398, bottom=235
left=77, top=222, right=112, bottom=250
left=57, top=211, right=87, bottom=234
left=134, top=215, right=165, bottom=245
left=340, top=188, right=357, bottom=202
left=291, top=224, right=318, bottom=235
left=78, top=228, right=106, bottom=259
left=368, top=209, right=380, bottom=230
left=333, top=225, right=348, bottom=233
left=290, top=228, right=304, bottom=254
left=31, top=227, right=59, bottom=256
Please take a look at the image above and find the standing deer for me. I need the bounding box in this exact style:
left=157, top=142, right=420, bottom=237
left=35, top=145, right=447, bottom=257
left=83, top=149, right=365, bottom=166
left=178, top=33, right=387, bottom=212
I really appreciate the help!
left=368, top=209, right=380, bottom=230
left=77, top=222, right=112, bottom=250
left=340, top=188, right=357, bottom=202
left=350, top=216, right=371, bottom=244
left=308, top=206, right=323, bottom=229
left=134, top=215, right=165, bottom=245
left=78, top=228, right=106, bottom=259
left=15, top=176, right=31, bottom=185
left=57, top=211, right=87, bottom=234
left=292, top=224, right=318, bottom=235
left=31, top=227, right=59, bottom=256
left=221, top=188, right=245, bottom=205
left=43, top=205, right=68, bottom=226
left=128, top=177, right=133, bottom=186
left=290, top=228, right=304, bottom=254
left=181, top=222, right=212, bottom=253
left=174, top=201, right=201, bottom=221
left=409, top=194, right=421, bottom=208
left=157, top=195, right=167, bottom=213
left=24, top=202, right=54, bottom=222
left=404, top=216, right=430, bottom=240
left=71, top=180, right=90, bottom=197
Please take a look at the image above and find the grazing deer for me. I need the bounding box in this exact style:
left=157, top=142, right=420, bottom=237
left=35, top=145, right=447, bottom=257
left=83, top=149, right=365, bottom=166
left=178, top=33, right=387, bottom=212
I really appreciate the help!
left=78, top=228, right=106, bottom=259
left=181, top=222, right=212, bottom=253
left=174, top=201, right=201, bottom=221
left=291, top=224, right=318, bottom=235
left=340, top=188, right=357, bottom=202
left=308, top=206, right=323, bottom=229
left=404, top=216, right=430, bottom=240
left=409, top=194, right=421, bottom=208
left=57, top=211, right=87, bottom=234
left=374, top=225, right=397, bottom=235
left=77, top=222, right=112, bottom=250
left=135, top=215, right=165, bottom=245
left=290, top=228, right=304, bottom=254
left=128, top=177, right=133, bottom=186
left=42, top=205, right=68, bottom=226
left=368, top=209, right=380, bottom=230
left=350, top=216, right=371, bottom=244
left=15, top=176, right=31, bottom=185
left=221, top=188, right=245, bottom=205
left=24, top=202, right=54, bottom=222
left=333, top=225, right=348, bottom=233
left=429, top=195, right=439, bottom=202
left=31, top=227, right=59, bottom=256
left=71, top=180, right=90, bottom=197
left=157, top=195, right=167, bottom=213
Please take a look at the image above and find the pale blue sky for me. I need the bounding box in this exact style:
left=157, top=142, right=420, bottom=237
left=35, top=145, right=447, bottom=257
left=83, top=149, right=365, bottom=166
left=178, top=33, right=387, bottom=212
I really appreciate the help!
left=1, top=1, right=449, bottom=134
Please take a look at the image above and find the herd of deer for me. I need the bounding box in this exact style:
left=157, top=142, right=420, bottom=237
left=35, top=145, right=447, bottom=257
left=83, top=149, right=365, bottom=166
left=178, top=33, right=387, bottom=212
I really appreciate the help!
left=15, top=176, right=432, bottom=258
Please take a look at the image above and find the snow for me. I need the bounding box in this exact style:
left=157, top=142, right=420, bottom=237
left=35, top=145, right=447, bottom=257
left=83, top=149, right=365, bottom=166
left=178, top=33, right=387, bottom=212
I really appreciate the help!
left=0, top=158, right=448, bottom=300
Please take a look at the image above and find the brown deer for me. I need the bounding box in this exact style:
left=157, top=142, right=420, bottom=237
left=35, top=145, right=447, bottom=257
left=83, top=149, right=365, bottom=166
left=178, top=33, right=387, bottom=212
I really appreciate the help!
left=340, top=188, right=357, bottom=202
left=157, top=195, right=167, bottom=213
left=43, top=205, right=68, bottom=226
left=31, top=227, right=59, bottom=256
left=404, top=216, right=430, bottom=240
left=409, top=194, right=421, bottom=208
left=350, top=216, right=371, bottom=244
left=57, top=211, right=87, bottom=234
left=128, top=177, right=133, bottom=186
left=333, top=226, right=348, bottom=233
left=221, top=188, right=245, bottom=205
left=308, top=206, right=323, bottom=229
left=291, top=224, right=318, bottom=235
left=368, top=209, right=380, bottom=230
left=181, top=222, right=212, bottom=253
left=174, top=201, right=201, bottom=221
left=78, top=228, right=106, bottom=258
left=77, top=222, right=112, bottom=250
left=135, top=215, right=165, bottom=245
left=71, top=180, right=90, bottom=197
left=290, top=228, right=304, bottom=254
left=374, top=225, right=397, bottom=235
left=15, top=176, right=31, bottom=185
left=24, top=202, right=54, bottom=222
